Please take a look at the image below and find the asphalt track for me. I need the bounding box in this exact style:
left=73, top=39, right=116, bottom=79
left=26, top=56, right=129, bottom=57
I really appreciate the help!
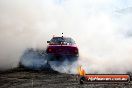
left=0, top=68, right=132, bottom=88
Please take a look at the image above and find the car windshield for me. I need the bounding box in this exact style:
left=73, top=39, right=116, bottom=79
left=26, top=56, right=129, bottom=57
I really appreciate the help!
left=50, top=37, right=75, bottom=45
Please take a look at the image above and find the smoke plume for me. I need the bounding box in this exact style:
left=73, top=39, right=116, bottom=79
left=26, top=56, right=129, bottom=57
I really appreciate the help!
left=0, top=0, right=132, bottom=73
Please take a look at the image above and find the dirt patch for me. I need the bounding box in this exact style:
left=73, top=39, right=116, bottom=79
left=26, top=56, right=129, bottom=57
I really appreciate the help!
left=0, top=68, right=132, bottom=88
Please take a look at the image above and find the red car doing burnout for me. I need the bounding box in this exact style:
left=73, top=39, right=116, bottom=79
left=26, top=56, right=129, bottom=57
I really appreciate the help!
left=46, top=36, right=79, bottom=61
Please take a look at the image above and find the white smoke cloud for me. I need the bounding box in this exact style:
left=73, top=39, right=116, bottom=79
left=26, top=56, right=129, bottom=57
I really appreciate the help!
left=0, top=0, right=132, bottom=73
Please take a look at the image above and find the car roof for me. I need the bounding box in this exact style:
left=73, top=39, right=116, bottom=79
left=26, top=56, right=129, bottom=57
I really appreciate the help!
left=52, top=36, right=72, bottom=39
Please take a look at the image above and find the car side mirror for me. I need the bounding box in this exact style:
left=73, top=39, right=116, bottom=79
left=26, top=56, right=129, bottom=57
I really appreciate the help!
left=47, top=41, right=50, bottom=43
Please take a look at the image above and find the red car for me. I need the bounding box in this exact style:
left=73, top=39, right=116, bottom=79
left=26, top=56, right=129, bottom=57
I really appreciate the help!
left=46, top=36, right=79, bottom=61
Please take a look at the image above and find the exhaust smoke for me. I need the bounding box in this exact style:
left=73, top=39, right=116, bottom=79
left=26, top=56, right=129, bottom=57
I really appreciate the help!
left=0, top=0, right=132, bottom=73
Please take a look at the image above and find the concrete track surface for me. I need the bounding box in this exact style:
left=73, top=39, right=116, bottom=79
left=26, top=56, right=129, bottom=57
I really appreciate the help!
left=0, top=68, right=132, bottom=88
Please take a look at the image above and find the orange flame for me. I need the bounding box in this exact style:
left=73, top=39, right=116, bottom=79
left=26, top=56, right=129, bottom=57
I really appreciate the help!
left=78, top=65, right=86, bottom=76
